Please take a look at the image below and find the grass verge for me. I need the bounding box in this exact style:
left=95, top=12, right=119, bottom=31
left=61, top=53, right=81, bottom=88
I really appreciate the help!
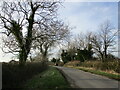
left=66, top=66, right=120, bottom=81
left=23, top=67, right=70, bottom=90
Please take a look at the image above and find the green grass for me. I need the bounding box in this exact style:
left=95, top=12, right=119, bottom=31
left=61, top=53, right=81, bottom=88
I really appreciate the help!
left=76, top=67, right=120, bottom=81
left=23, top=67, right=70, bottom=90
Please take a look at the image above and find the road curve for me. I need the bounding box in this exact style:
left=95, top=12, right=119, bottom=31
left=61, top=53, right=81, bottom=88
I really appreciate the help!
left=55, top=66, right=119, bottom=89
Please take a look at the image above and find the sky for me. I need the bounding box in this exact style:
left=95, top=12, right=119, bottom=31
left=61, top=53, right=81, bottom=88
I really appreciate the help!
left=58, top=2, right=118, bottom=35
left=0, top=1, right=118, bottom=62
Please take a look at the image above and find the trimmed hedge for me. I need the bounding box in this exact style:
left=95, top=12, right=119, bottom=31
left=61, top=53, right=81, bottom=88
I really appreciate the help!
left=2, top=62, right=48, bottom=89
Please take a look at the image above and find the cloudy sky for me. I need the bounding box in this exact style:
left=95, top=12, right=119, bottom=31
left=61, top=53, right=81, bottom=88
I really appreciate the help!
left=0, top=1, right=118, bottom=62
left=58, top=2, right=118, bottom=34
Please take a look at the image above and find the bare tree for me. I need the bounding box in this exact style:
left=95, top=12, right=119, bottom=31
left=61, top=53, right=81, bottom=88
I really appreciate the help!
left=32, top=20, right=70, bottom=62
left=72, top=32, right=93, bottom=50
left=74, top=33, right=86, bottom=50
left=99, top=20, right=116, bottom=59
left=91, top=20, right=117, bottom=61
left=1, top=35, right=19, bottom=55
left=0, top=0, right=60, bottom=66
left=91, top=34, right=104, bottom=60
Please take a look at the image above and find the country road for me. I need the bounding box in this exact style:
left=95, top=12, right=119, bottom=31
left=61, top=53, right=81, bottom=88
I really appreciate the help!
left=56, top=66, right=119, bottom=89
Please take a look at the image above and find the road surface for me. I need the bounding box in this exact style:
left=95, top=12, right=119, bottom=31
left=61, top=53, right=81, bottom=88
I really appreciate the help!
left=56, top=66, right=119, bottom=89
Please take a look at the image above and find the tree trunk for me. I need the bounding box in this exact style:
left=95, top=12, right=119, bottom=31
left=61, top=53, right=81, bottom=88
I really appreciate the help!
left=19, top=47, right=27, bottom=66
left=18, top=9, right=35, bottom=66
left=99, top=52, right=104, bottom=62
left=104, top=45, right=107, bottom=59
left=42, top=53, right=48, bottom=62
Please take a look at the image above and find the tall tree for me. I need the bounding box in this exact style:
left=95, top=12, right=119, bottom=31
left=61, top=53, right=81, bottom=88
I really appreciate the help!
left=99, top=20, right=116, bottom=59
left=0, top=0, right=60, bottom=66
left=91, top=20, right=117, bottom=61
left=32, top=20, right=70, bottom=62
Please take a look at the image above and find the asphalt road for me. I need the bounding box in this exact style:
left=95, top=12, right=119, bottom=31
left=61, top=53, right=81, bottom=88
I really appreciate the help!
left=56, top=66, right=119, bottom=89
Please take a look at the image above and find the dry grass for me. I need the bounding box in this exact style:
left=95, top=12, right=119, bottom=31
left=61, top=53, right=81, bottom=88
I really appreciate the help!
left=64, top=60, right=80, bottom=66
left=66, top=66, right=120, bottom=80
left=64, top=60, right=120, bottom=74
